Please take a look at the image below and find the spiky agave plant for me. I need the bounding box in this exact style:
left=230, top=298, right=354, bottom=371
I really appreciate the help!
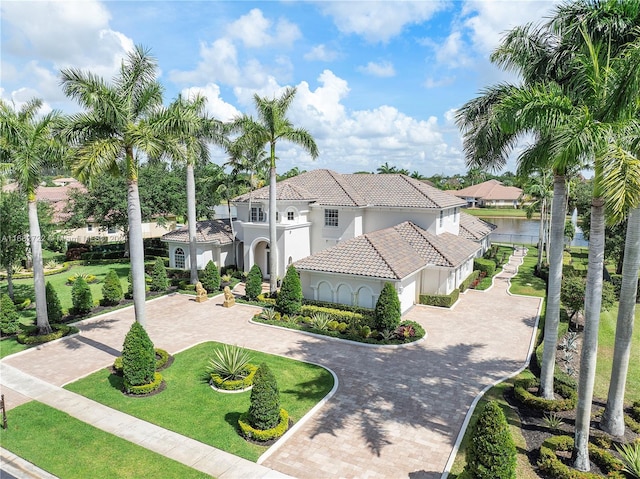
left=616, top=442, right=640, bottom=479
left=207, top=344, right=253, bottom=381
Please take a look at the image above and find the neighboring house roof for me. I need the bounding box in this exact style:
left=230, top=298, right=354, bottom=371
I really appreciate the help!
left=161, top=219, right=234, bottom=245
left=454, top=179, right=522, bottom=201
left=2, top=179, right=86, bottom=223
left=458, top=213, right=497, bottom=241
left=294, top=221, right=480, bottom=280
left=233, top=169, right=465, bottom=209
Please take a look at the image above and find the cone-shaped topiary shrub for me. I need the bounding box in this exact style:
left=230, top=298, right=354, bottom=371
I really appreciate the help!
left=45, top=281, right=63, bottom=324
left=201, top=260, right=220, bottom=292
left=248, top=363, right=280, bottom=430
left=125, top=268, right=134, bottom=299
left=122, top=321, right=155, bottom=388
left=101, top=269, right=123, bottom=306
left=245, top=264, right=263, bottom=300
left=0, top=293, right=21, bottom=335
left=276, top=265, right=302, bottom=315
left=466, top=401, right=516, bottom=479
left=374, top=282, right=401, bottom=332
left=150, top=257, right=168, bottom=292
left=71, top=277, right=93, bottom=314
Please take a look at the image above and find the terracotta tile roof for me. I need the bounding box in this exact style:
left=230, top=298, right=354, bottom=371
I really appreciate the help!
left=294, top=221, right=480, bottom=280
left=458, top=213, right=497, bottom=241
left=233, top=170, right=465, bottom=209
left=2, top=180, right=86, bottom=223
left=161, top=219, right=234, bottom=245
left=454, top=179, right=522, bottom=201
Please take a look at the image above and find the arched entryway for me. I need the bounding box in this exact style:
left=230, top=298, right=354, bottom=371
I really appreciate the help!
left=252, top=239, right=270, bottom=277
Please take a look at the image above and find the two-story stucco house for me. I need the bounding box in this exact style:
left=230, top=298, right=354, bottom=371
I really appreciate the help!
left=163, top=169, right=495, bottom=313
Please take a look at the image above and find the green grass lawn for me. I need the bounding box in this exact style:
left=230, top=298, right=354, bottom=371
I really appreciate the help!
left=464, top=208, right=539, bottom=219
left=508, top=246, right=547, bottom=297
left=2, top=262, right=131, bottom=313
left=0, top=401, right=211, bottom=479
left=65, top=341, right=334, bottom=462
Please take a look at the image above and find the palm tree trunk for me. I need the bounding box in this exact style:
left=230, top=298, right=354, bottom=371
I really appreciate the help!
left=127, top=179, right=147, bottom=328
left=540, top=174, right=567, bottom=398
left=601, top=206, right=640, bottom=436
left=227, top=198, right=237, bottom=267
left=268, top=163, right=278, bottom=293
left=537, top=197, right=546, bottom=270
left=573, top=197, right=606, bottom=471
left=186, top=163, right=198, bottom=284
left=28, top=197, right=51, bottom=335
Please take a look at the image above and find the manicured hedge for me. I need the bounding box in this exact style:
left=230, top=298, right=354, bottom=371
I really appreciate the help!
left=419, top=289, right=460, bottom=308
left=300, top=305, right=367, bottom=324
left=113, top=348, right=172, bottom=375
left=210, top=364, right=258, bottom=391
left=513, top=377, right=577, bottom=412
left=302, top=299, right=374, bottom=316
left=17, top=324, right=79, bottom=345
left=538, top=435, right=625, bottom=479
left=459, top=270, right=481, bottom=292
left=238, top=408, right=289, bottom=442
left=124, top=372, right=164, bottom=396
left=474, top=258, right=496, bottom=277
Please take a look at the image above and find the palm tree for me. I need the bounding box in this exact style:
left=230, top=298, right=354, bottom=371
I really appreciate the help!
left=230, top=87, right=318, bottom=293
left=165, top=93, right=226, bottom=284
left=376, top=161, right=397, bottom=174
left=61, top=45, right=175, bottom=328
left=601, top=206, right=640, bottom=436
left=0, top=98, right=66, bottom=335
left=523, top=170, right=552, bottom=271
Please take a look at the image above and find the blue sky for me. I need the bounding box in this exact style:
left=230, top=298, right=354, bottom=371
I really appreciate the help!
left=1, top=0, right=561, bottom=176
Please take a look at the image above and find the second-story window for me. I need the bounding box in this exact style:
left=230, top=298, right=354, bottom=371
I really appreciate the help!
left=287, top=211, right=295, bottom=221
left=324, top=209, right=339, bottom=227
left=250, top=206, right=266, bottom=222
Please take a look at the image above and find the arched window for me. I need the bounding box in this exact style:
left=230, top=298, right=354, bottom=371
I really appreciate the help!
left=174, top=247, right=185, bottom=269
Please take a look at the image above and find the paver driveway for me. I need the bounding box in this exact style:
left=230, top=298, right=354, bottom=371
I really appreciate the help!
left=0, top=250, right=542, bottom=478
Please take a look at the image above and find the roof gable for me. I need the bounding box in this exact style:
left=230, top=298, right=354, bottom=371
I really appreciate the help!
left=454, top=180, right=522, bottom=201
left=161, top=219, right=234, bottom=245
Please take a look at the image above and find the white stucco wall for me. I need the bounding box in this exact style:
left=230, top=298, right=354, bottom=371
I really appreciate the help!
left=165, top=241, right=234, bottom=270
left=308, top=207, right=364, bottom=254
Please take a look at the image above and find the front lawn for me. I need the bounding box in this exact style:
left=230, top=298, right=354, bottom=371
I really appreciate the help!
left=65, top=341, right=334, bottom=462
left=508, top=246, right=546, bottom=297
left=0, top=401, right=210, bottom=479
left=464, top=207, right=538, bottom=218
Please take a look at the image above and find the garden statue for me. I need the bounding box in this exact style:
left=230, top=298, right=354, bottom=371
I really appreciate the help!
left=195, top=282, right=208, bottom=303
left=223, top=286, right=235, bottom=308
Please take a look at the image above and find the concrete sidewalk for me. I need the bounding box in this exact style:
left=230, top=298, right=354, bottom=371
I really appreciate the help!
left=0, top=249, right=542, bottom=478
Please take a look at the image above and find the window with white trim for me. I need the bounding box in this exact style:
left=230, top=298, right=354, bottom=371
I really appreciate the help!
left=287, top=211, right=295, bottom=221
left=174, top=247, right=185, bottom=269
left=250, top=206, right=266, bottom=222
left=324, top=209, right=339, bottom=227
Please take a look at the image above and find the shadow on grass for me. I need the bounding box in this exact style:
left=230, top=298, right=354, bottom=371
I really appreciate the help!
left=108, top=372, right=124, bottom=391
left=224, top=411, right=243, bottom=433
left=281, top=378, right=332, bottom=402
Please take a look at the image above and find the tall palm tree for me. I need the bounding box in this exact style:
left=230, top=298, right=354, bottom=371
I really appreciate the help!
left=61, top=45, right=174, bottom=328
left=0, top=98, right=66, bottom=335
left=165, top=93, right=226, bottom=284
left=601, top=205, right=640, bottom=435
left=231, top=87, right=318, bottom=293
left=523, top=170, right=553, bottom=271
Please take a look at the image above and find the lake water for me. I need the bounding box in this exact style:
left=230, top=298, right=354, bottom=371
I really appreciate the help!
left=483, top=216, right=588, bottom=247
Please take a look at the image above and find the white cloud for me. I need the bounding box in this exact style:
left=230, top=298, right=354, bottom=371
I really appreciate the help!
left=226, top=8, right=301, bottom=48
left=424, top=76, right=455, bottom=88
left=180, top=84, right=241, bottom=122
left=303, top=44, right=339, bottom=62
left=357, top=61, right=396, bottom=77
left=461, top=0, right=561, bottom=56
left=435, top=31, right=472, bottom=68
left=318, top=1, right=445, bottom=42
left=170, top=38, right=241, bottom=86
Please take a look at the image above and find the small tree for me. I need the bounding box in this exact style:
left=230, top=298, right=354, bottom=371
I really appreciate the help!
left=71, top=277, right=93, bottom=314
left=45, top=281, right=63, bottom=324
left=122, top=321, right=155, bottom=387
left=561, top=275, right=616, bottom=328
left=101, top=269, right=124, bottom=306
left=374, top=282, right=401, bottom=331
left=200, top=260, right=220, bottom=292
left=150, top=257, right=168, bottom=292
left=276, top=265, right=302, bottom=315
left=0, top=293, right=21, bottom=335
left=248, top=363, right=280, bottom=430
left=245, top=264, right=263, bottom=300
left=466, top=401, right=516, bottom=479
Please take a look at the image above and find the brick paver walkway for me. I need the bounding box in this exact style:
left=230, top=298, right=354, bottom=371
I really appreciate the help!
left=0, top=249, right=542, bottom=478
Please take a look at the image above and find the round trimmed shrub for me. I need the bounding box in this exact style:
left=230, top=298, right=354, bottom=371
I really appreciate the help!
left=101, top=269, right=123, bottom=306
left=200, top=260, right=220, bottom=292
left=276, top=265, right=302, bottom=315
left=466, top=401, right=516, bottom=479
left=121, top=322, right=155, bottom=390
left=150, top=257, right=169, bottom=292
left=45, top=281, right=63, bottom=324
left=238, top=408, right=289, bottom=442
left=513, top=377, right=577, bottom=412
left=124, top=372, right=163, bottom=395
left=0, top=293, right=21, bottom=335
left=247, top=363, right=280, bottom=430
left=245, top=264, right=263, bottom=300
left=17, top=324, right=78, bottom=344
left=374, top=282, right=401, bottom=332
left=210, top=364, right=258, bottom=391
left=71, top=277, right=93, bottom=314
